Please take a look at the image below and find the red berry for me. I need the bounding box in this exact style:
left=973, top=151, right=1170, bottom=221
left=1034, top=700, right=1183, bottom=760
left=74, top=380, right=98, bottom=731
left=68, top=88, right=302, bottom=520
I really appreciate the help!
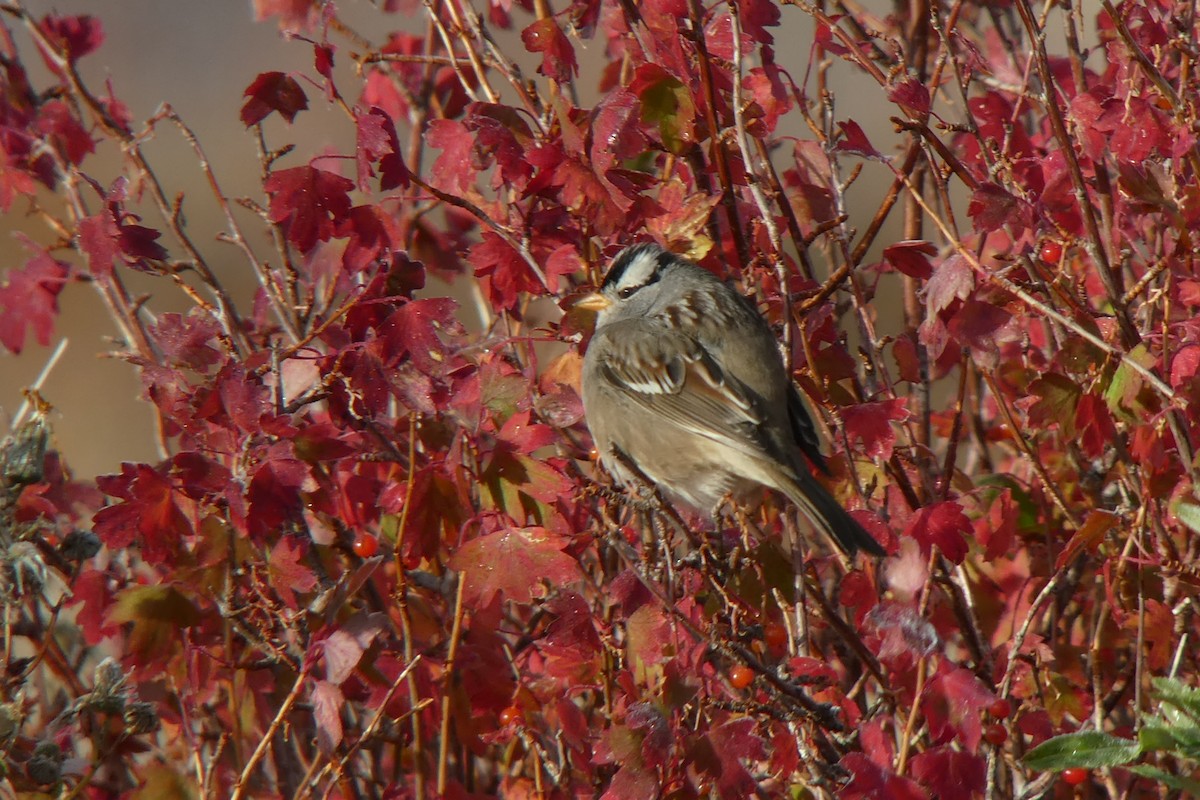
left=1061, top=767, right=1088, bottom=786
left=499, top=705, right=523, bottom=726
left=729, top=665, right=755, bottom=689
left=983, top=723, right=1007, bottom=746
left=1039, top=240, right=1063, bottom=264
left=763, top=623, right=788, bottom=650
left=352, top=534, right=380, bottom=558
left=988, top=698, right=1012, bottom=719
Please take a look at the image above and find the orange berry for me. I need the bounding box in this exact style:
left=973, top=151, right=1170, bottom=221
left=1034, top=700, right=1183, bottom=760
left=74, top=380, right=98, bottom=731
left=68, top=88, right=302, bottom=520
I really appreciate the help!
left=352, top=534, right=379, bottom=558
left=729, top=665, right=755, bottom=689
left=499, top=705, right=523, bottom=726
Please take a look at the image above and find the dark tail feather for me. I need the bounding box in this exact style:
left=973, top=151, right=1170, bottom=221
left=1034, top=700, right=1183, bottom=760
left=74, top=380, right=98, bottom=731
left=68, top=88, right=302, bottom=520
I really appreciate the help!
left=783, top=472, right=886, bottom=557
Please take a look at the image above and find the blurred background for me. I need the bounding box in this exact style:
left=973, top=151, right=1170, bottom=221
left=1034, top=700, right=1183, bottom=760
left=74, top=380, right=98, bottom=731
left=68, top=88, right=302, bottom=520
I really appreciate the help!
left=1, top=0, right=897, bottom=479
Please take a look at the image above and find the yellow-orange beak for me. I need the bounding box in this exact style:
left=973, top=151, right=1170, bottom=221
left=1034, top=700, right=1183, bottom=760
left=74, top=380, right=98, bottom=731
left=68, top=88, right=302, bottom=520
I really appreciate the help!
left=573, top=291, right=612, bottom=312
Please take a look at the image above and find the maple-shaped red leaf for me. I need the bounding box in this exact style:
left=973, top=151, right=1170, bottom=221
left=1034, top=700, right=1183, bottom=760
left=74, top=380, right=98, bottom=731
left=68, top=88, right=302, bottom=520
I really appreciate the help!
left=252, top=0, right=318, bottom=30
left=35, top=14, right=103, bottom=74
left=968, top=181, right=1033, bottom=234
left=921, top=664, right=994, bottom=753
left=842, top=397, right=909, bottom=460
left=697, top=717, right=767, bottom=800
left=734, top=0, right=782, bottom=42
left=448, top=526, right=580, bottom=606
left=974, top=488, right=1018, bottom=561
left=539, top=591, right=603, bottom=683
left=269, top=536, right=319, bottom=610
left=378, top=297, right=460, bottom=373
left=105, top=584, right=203, bottom=669
left=883, top=240, right=937, bottom=279
left=148, top=311, right=222, bottom=371
left=93, top=463, right=194, bottom=565
left=425, top=119, right=478, bottom=195
left=520, top=18, right=577, bottom=83
left=355, top=107, right=408, bottom=192
left=0, top=145, right=38, bottom=212
left=469, top=231, right=547, bottom=311
left=840, top=753, right=929, bottom=800
left=0, top=249, right=69, bottom=354
left=903, top=500, right=972, bottom=563
left=836, top=120, right=881, bottom=159
left=924, top=254, right=975, bottom=318
left=338, top=204, right=403, bottom=274
left=465, top=102, right=535, bottom=189
left=910, top=747, right=985, bottom=798
left=947, top=298, right=1016, bottom=370
left=35, top=100, right=95, bottom=165
left=68, top=567, right=120, bottom=646
left=240, top=71, right=308, bottom=126
left=590, top=90, right=645, bottom=177
left=311, top=680, right=344, bottom=754
left=887, top=75, right=932, bottom=115
left=1075, top=392, right=1119, bottom=459
left=265, top=165, right=354, bottom=253
left=246, top=453, right=309, bottom=541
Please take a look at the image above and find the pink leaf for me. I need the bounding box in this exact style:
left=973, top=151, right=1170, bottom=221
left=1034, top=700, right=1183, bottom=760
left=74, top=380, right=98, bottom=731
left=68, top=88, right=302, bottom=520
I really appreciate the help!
left=311, top=680, right=344, bottom=754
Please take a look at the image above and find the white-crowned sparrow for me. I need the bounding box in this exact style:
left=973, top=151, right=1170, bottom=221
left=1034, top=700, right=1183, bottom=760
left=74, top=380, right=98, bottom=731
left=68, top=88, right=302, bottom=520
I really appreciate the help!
left=577, top=243, right=885, bottom=557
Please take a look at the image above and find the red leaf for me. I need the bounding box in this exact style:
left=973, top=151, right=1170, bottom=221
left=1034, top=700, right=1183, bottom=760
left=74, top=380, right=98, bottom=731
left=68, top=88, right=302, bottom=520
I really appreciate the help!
left=922, top=664, right=994, bottom=752
left=1056, top=509, right=1118, bottom=570
left=1075, top=392, right=1118, bottom=459
left=968, top=181, right=1032, bottom=234
left=904, top=500, right=972, bottom=563
left=540, top=591, right=603, bottom=682
left=425, top=119, right=477, bottom=194
left=93, top=464, right=193, bottom=564
left=520, top=18, right=577, bottom=83
left=705, top=718, right=767, bottom=800
left=338, top=204, right=403, bottom=274
left=883, top=240, right=937, bottom=279
left=946, top=298, right=1015, bottom=370
left=379, top=297, right=460, bottom=373
left=268, top=537, right=318, bottom=610
left=322, top=613, right=386, bottom=684
left=840, top=753, right=930, bottom=800
left=36, top=14, right=104, bottom=71
left=240, top=71, right=308, bottom=126
left=924, top=254, right=975, bottom=317
left=734, top=0, right=781, bottom=42
left=35, top=101, right=94, bottom=165
left=888, top=75, right=932, bottom=114
left=842, top=397, right=909, bottom=460
left=252, top=0, right=318, bottom=31
left=265, top=166, right=354, bottom=253
left=148, top=312, right=222, bottom=370
left=67, top=568, right=119, bottom=646
left=355, top=107, right=408, bottom=192
left=448, top=527, right=580, bottom=606
left=0, top=249, right=69, bottom=354
left=836, top=120, right=881, bottom=158
left=466, top=102, right=536, bottom=189
left=246, top=455, right=309, bottom=541
left=909, top=747, right=986, bottom=798
left=311, top=680, right=344, bottom=754
left=497, top=409, right=558, bottom=454
left=975, top=488, right=1018, bottom=561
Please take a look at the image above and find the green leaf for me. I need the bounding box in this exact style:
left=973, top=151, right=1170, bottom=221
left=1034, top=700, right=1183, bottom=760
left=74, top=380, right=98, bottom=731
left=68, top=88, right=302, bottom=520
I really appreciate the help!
left=1023, top=731, right=1142, bottom=771
left=1138, top=724, right=1180, bottom=752
left=1127, top=765, right=1200, bottom=795
left=1152, top=677, right=1200, bottom=724
left=1176, top=503, right=1200, bottom=536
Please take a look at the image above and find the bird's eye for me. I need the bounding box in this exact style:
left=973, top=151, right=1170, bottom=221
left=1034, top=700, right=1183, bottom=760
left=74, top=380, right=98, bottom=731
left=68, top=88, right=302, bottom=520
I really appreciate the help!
left=618, top=285, right=639, bottom=299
